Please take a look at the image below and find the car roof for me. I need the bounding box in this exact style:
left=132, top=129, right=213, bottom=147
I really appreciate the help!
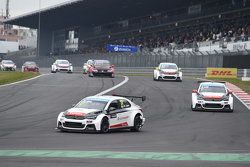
left=56, top=59, right=69, bottom=62
left=159, top=62, right=177, bottom=66
left=85, top=95, right=128, bottom=102
left=2, top=60, right=13, bottom=62
left=200, top=82, right=225, bottom=87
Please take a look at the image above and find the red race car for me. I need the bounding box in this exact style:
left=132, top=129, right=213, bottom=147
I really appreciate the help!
left=22, top=61, right=39, bottom=72
left=87, top=60, right=115, bottom=78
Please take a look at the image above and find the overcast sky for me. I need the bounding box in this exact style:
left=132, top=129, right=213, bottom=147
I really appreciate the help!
left=0, top=0, right=71, bottom=17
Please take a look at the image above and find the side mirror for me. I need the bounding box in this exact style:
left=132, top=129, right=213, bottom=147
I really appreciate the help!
left=192, top=89, right=198, bottom=93
left=111, top=65, right=115, bottom=68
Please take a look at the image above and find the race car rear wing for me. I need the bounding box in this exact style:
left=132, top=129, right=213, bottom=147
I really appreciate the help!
left=112, top=94, right=146, bottom=101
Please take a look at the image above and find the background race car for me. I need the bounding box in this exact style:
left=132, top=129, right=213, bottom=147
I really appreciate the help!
left=87, top=60, right=115, bottom=78
left=57, top=95, right=146, bottom=133
left=191, top=81, right=234, bottom=112
left=0, top=60, right=16, bottom=71
left=22, top=61, right=39, bottom=72
left=51, top=59, right=73, bottom=73
left=153, top=62, right=182, bottom=81
left=83, top=59, right=94, bottom=74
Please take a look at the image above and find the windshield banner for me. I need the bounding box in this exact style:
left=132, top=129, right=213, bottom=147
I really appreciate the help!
left=106, top=44, right=138, bottom=53
left=206, top=68, right=237, bottom=78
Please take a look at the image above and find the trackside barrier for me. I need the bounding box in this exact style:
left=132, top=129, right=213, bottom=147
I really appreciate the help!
left=33, top=68, right=250, bottom=78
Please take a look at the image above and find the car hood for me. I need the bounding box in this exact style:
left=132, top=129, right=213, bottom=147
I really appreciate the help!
left=66, top=108, right=101, bottom=116
left=57, top=64, right=69, bottom=67
left=94, top=66, right=111, bottom=70
left=200, top=92, right=225, bottom=98
left=160, top=69, right=177, bottom=73
left=3, top=63, right=15, bottom=67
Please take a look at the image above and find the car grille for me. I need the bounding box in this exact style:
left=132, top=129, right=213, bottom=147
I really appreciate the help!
left=204, top=98, right=222, bottom=101
left=63, top=122, right=85, bottom=128
left=65, top=115, right=85, bottom=120
left=163, top=76, right=176, bottom=79
left=98, top=70, right=108, bottom=73
left=203, top=104, right=223, bottom=108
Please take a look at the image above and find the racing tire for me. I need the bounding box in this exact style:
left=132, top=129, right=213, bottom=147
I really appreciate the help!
left=131, top=115, right=143, bottom=132
left=110, top=73, right=115, bottom=78
left=100, top=118, right=109, bottom=133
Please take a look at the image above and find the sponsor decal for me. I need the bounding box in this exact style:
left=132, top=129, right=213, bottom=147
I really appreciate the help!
left=66, top=112, right=85, bottom=117
left=206, top=68, right=237, bottom=78
left=110, top=122, right=128, bottom=129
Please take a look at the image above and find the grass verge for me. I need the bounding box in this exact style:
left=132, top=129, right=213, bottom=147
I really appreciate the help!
left=206, top=77, right=250, bottom=94
left=0, top=71, right=40, bottom=85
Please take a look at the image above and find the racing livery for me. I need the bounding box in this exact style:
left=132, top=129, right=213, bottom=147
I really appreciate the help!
left=0, top=60, right=16, bottom=71
left=57, top=95, right=146, bottom=133
left=51, top=59, right=73, bottom=73
left=191, top=81, right=234, bottom=112
left=22, top=61, right=39, bottom=72
left=87, top=60, right=115, bottom=78
left=153, top=62, right=182, bottom=81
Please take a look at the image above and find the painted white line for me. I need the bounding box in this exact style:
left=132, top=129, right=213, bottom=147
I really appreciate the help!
left=95, top=76, right=129, bottom=96
left=0, top=74, right=51, bottom=88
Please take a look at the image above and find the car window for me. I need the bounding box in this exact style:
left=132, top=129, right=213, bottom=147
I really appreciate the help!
left=120, top=99, right=131, bottom=109
left=108, top=100, right=121, bottom=112
left=199, top=85, right=226, bottom=93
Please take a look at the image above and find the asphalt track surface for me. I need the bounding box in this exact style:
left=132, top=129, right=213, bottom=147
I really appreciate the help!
left=0, top=71, right=250, bottom=167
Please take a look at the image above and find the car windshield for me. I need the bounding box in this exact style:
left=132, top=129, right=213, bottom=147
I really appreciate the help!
left=199, top=85, right=226, bottom=93
left=25, top=62, right=36, bottom=66
left=3, top=60, right=14, bottom=64
left=160, top=64, right=177, bottom=70
left=94, top=60, right=110, bottom=67
left=58, top=60, right=69, bottom=64
left=75, top=99, right=108, bottom=110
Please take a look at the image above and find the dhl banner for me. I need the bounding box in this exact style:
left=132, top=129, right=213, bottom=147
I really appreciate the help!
left=206, top=68, right=237, bottom=78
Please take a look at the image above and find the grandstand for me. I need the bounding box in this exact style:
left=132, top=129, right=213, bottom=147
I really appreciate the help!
left=3, top=0, right=250, bottom=68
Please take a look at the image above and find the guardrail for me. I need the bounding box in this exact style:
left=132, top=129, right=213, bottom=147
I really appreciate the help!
left=42, top=67, right=249, bottom=78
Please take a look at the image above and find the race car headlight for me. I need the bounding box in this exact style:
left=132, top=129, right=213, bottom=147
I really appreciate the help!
left=222, top=95, right=229, bottom=101
left=197, top=94, right=204, bottom=100
left=61, top=111, right=67, bottom=117
left=85, top=113, right=98, bottom=120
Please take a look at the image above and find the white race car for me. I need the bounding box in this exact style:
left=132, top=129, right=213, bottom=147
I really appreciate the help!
left=191, top=81, right=233, bottom=112
left=57, top=95, right=146, bottom=133
left=153, top=62, right=182, bottom=81
left=0, top=60, right=16, bottom=71
left=51, top=59, right=73, bottom=73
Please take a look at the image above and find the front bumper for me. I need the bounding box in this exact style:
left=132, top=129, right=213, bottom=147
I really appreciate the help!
left=92, top=70, right=114, bottom=76
left=57, top=118, right=98, bottom=131
left=194, top=100, right=233, bottom=111
left=158, top=74, right=181, bottom=80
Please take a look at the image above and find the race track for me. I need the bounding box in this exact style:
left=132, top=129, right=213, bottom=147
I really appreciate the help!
left=0, top=72, right=250, bottom=167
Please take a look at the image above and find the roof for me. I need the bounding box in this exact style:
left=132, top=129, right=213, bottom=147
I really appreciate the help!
left=4, top=0, right=190, bottom=29
left=86, top=95, right=127, bottom=101
left=200, top=82, right=226, bottom=87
